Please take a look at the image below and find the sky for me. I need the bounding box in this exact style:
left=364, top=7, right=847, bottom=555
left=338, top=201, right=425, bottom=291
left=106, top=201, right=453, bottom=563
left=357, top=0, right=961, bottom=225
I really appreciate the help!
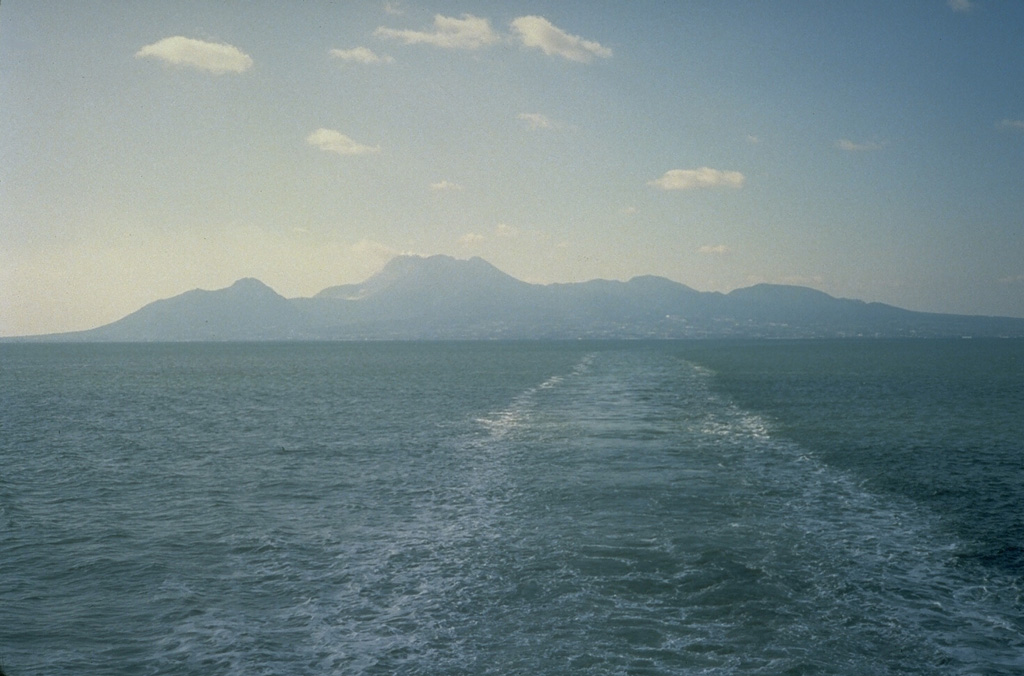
left=2, top=0, right=1024, bottom=336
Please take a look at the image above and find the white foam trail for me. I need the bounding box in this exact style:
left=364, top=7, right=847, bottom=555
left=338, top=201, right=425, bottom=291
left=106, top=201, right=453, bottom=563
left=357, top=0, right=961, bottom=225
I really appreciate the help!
left=475, top=352, right=597, bottom=439
left=674, top=357, right=1024, bottom=672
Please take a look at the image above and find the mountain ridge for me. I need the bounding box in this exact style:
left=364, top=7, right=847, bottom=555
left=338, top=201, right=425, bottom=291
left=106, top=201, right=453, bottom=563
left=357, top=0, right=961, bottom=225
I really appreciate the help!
left=11, top=254, right=1024, bottom=341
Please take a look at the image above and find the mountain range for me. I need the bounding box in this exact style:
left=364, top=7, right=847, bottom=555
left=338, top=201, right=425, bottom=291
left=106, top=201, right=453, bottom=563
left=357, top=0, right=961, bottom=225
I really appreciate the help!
left=17, top=255, right=1024, bottom=340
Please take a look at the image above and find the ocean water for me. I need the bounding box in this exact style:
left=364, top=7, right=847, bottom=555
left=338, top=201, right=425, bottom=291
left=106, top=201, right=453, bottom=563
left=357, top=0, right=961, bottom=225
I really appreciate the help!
left=1, top=339, right=1022, bottom=675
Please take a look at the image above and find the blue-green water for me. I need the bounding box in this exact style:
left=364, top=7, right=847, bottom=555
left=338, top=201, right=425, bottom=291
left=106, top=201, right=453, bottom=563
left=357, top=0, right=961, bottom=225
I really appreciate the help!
left=1, top=340, right=1022, bottom=674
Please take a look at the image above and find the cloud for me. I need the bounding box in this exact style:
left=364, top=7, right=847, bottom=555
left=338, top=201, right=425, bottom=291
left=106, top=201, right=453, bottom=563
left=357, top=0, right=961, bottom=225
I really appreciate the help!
left=699, top=244, right=731, bottom=255
left=997, top=119, right=1024, bottom=132
left=510, top=16, right=611, bottom=63
left=948, top=0, right=975, bottom=12
left=374, top=14, right=499, bottom=50
left=430, top=180, right=463, bottom=191
left=330, top=46, right=393, bottom=64
left=746, top=134, right=761, bottom=144
left=649, top=168, right=745, bottom=190
left=350, top=238, right=397, bottom=261
left=306, top=128, right=381, bottom=155
left=384, top=2, right=403, bottom=15
left=459, top=232, right=486, bottom=246
left=1000, top=274, right=1024, bottom=285
left=836, top=139, right=884, bottom=151
left=518, top=112, right=555, bottom=130
left=495, top=223, right=519, bottom=238
left=135, top=36, right=253, bottom=74
left=458, top=224, right=519, bottom=246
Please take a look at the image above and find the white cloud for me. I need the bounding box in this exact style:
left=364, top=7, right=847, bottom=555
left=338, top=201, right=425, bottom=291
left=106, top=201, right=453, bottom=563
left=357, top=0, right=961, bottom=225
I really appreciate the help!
left=306, top=128, right=381, bottom=156
left=374, top=14, right=499, bottom=50
left=649, top=168, right=745, bottom=190
left=384, top=2, right=403, bottom=16
left=495, top=223, right=519, bottom=238
left=510, top=16, right=611, bottom=63
left=518, top=112, right=555, bottom=130
left=948, top=0, right=975, bottom=12
left=136, top=36, right=253, bottom=74
left=746, top=134, right=761, bottom=144
left=330, top=46, right=393, bottom=64
left=459, top=232, right=486, bottom=246
left=699, top=244, right=731, bottom=255
left=457, top=224, right=519, bottom=247
left=431, top=180, right=463, bottom=191
left=997, top=119, right=1024, bottom=131
left=350, top=238, right=397, bottom=261
left=836, top=139, right=884, bottom=151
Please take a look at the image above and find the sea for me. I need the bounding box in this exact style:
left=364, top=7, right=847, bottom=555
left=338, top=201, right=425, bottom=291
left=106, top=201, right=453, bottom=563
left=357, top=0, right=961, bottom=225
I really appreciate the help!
left=1, top=339, right=1022, bottom=675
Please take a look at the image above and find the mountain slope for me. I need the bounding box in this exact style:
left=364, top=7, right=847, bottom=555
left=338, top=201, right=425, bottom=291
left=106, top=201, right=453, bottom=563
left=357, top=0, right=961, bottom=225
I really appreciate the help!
left=318, top=255, right=528, bottom=301
left=20, top=255, right=1024, bottom=340
left=61, top=278, right=308, bottom=341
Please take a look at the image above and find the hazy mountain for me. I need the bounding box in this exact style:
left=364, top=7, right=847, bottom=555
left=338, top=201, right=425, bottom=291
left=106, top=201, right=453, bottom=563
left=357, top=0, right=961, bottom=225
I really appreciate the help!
left=317, top=255, right=529, bottom=302
left=50, top=278, right=308, bottom=341
left=17, top=255, right=1024, bottom=341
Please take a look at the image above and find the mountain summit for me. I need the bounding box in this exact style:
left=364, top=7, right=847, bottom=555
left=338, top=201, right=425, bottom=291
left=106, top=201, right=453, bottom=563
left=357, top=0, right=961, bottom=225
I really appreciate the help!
left=317, top=255, right=528, bottom=302
left=19, top=255, right=1024, bottom=341
left=71, top=276, right=303, bottom=341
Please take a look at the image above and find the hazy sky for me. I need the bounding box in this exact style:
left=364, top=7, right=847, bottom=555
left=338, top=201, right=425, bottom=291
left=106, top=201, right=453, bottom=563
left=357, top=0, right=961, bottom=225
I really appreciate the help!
left=3, top=1, right=1024, bottom=335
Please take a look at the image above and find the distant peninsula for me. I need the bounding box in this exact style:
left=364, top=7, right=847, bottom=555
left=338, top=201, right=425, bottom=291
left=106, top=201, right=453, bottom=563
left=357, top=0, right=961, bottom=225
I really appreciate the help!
left=12, top=255, right=1024, bottom=341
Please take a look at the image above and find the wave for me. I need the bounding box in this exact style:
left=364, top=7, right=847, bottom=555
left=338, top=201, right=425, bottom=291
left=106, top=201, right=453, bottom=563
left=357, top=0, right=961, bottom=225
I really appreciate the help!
left=5, top=343, right=1021, bottom=675
left=463, top=348, right=1024, bottom=673
left=474, top=352, right=597, bottom=440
